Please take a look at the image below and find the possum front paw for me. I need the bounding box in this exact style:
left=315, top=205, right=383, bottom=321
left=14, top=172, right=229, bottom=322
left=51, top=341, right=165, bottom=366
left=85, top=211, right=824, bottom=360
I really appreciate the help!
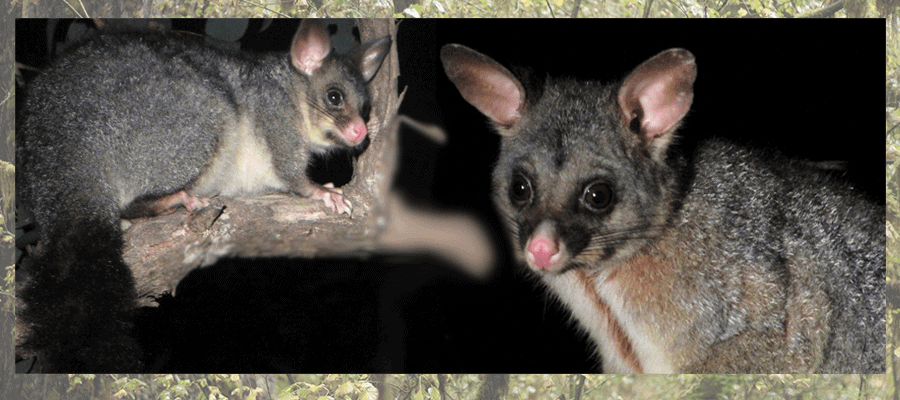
left=147, top=190, right=209, bottom=215
left=312, top=183, right=352, bottom=216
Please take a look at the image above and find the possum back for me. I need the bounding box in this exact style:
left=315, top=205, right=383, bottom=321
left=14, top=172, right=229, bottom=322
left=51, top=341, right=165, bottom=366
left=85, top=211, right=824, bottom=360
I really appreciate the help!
left=20, top=31, right=268, bottom=210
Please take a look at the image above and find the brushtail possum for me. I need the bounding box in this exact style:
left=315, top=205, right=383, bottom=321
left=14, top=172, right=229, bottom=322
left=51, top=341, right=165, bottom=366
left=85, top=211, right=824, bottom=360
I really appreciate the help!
left=441, top=45, right=885, bottom=373
left=17, top=20, right=391, bottom=371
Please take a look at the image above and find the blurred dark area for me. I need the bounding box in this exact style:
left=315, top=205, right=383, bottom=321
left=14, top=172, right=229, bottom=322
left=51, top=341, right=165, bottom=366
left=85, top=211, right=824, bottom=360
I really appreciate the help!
left=15, top=19, right=882, bottom=373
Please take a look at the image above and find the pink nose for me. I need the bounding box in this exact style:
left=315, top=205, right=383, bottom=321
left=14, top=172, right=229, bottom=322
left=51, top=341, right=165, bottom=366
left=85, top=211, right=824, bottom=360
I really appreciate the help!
left=348, top=123, right=367, bottom=145
left=527, top=236, right=558, bottom=271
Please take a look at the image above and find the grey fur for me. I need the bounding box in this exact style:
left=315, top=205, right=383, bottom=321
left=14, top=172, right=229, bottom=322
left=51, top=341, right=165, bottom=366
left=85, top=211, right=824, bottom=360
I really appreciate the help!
left=17, top=22, right=390, bottom=371
left=442, top=44, right=884, bottom=373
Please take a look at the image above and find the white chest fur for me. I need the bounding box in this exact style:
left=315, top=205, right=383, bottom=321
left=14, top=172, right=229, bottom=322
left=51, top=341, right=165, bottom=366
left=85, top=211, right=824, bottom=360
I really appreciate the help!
left=190, top=114, right=288, bottom=198
left=542, top=269, right=676, bottom=373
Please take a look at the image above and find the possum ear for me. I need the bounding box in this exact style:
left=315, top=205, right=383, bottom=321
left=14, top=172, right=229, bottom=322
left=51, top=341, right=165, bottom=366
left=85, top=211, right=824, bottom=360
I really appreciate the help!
left=352, top=35, right=392, bottom=83
left=291, top=19, right=332, bottom=75
left=441, top=44, right=526, bottom=135
left=618, top=48, right=696, bottom=160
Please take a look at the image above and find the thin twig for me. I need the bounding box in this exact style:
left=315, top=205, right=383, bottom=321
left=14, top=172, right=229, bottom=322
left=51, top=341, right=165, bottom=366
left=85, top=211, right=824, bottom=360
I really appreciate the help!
left=717, top=0, right=729, bottom=12
left=61, top=0, right=86, bottom=18
left=0, top=90, right=11, bottom=108
left=570, top=0, right=581, bottom=17
left=796, top=0, right=843, bottom=17
left=574, top=374, right=586, bottom=400
left=642, top=0, right=654, bottom=17
left=887, top=121, right=900, bottom=136
left=461, top=0, right=487, bottom=14
left=235, top=0, right=293, bottom=17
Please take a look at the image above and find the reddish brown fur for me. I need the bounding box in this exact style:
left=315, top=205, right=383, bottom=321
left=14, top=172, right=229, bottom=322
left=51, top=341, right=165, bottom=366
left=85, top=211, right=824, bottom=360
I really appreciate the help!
left=575, top=269, right=642, bottom=373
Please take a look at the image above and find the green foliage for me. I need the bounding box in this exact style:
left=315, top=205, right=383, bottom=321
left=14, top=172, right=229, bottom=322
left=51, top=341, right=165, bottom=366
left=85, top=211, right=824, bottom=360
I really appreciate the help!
left=0, top=160, right=13, bottom=233
left=387, top=0, right=882, bottom=17
left=280, top=374, right=378, bottom=400
left=887, top=23, right=899, bottom=284
left=887, top=24, right=899, bottom=398
left=31, top=0, right=900, bottom=18
left=60, top=374, right=273, bottom=400
left=44, top=373, right=893, bottom=399
left=350, top=374, right=889, bottom=400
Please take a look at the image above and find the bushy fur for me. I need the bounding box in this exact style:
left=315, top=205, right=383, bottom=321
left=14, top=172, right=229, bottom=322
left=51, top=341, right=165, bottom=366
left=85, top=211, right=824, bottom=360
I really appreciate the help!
left=18, top=23, right=390, bottom=372
left=442, top=44, right=884, bottom=373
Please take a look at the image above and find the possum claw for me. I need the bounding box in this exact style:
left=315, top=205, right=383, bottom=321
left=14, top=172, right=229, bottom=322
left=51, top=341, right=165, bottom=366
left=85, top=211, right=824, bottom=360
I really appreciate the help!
left=313, top=183, right=352, bottom=216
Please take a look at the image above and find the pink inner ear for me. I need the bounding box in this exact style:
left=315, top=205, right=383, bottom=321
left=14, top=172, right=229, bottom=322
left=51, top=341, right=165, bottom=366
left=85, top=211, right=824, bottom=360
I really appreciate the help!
left=442, top=44, right=526, bottom=130
left=618, top=49, right=696, bottom=142
left=292, top=22, right=331, bottom=74
left=467, top=66, right=524, bottom=126
left=636, top=76, right=693, bottom=139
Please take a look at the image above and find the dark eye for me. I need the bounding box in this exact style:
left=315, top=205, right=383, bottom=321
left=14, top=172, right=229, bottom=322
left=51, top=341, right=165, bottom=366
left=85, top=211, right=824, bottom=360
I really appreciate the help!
left=325, top=89, right=344, bottom=107
left=509, top=174, right=533, bottom=205
left=583, top=182, right=613, bottom=211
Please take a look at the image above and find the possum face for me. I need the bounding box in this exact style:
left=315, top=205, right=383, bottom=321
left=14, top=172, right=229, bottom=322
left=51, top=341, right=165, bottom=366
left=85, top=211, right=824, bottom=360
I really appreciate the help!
left=289, top=21, right=390, bottom=153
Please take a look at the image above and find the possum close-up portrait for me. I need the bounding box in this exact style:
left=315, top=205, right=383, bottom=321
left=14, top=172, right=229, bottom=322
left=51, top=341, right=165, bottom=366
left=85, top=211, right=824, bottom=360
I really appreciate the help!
left=440, top=22, right=884, bottom=373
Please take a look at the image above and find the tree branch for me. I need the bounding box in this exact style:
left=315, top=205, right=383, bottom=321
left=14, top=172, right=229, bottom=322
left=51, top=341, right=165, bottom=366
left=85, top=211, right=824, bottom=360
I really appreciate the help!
left=16, top=20, right=497, bottom=357
left=796, top=0, right=843, bottom=17
left=571, top=0, right=582, bottom=17
left=120, top=19, right=494, bottom=305
left=643, top=0, right=654, bottom=17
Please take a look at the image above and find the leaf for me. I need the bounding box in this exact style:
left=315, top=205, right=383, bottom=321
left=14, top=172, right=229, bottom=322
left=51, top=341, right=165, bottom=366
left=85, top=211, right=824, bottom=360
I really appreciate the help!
left=69, top=376, right=82, bottom=392
left=428, top=387, right=441, bottom=400
left=405, top=7, right=421, bottom=17
left=126, top=378, right=148, bottom=391
left=357, top=382, right=379, bottom=400
left=335, top=382, right=356, bottom=397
